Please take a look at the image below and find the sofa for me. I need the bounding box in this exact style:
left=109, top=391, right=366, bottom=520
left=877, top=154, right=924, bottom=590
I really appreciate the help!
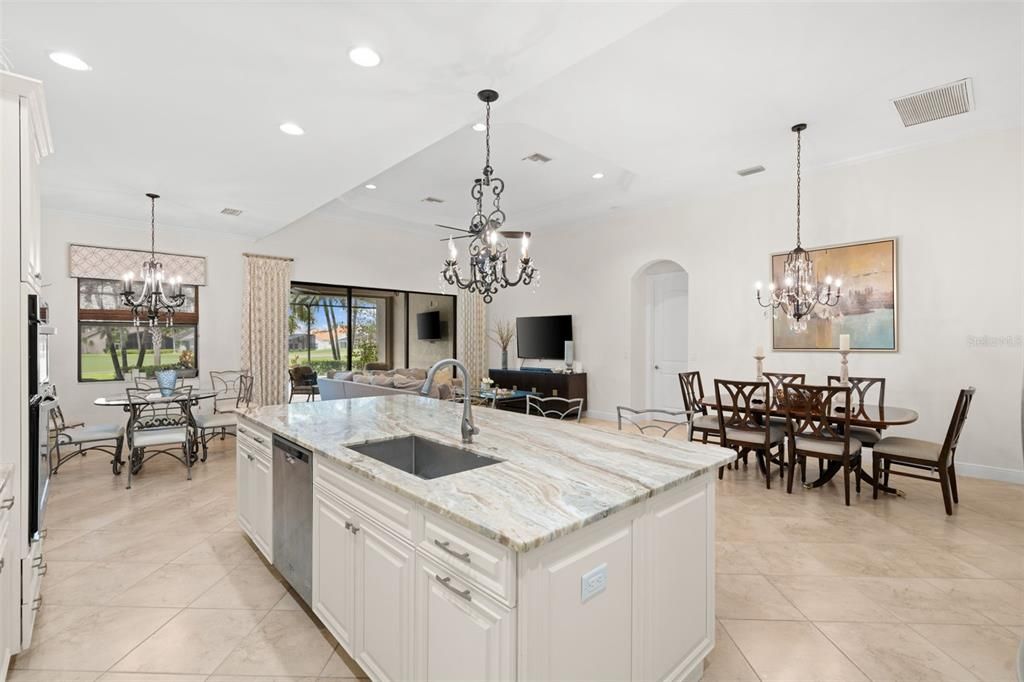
left=319, top=367, right=454, bottom=402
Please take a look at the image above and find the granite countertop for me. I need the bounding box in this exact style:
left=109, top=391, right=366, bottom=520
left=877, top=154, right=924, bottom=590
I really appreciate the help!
left=244, top=395, right=734, bottom=552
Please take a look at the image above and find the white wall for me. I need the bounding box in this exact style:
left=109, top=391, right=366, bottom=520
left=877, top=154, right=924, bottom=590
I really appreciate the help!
left=42, top=209, right=249, bottom=425
left=488, top=129, right=1024, bottom=481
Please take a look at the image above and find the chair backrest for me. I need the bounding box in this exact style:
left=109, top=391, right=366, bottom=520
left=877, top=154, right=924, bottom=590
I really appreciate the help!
left=763, top=372, right=806, bottom=408
left=616, top=406, right=687, bottom=438
left=781, top=384, right=852, bottom=454
left=289, top=366, right=317, bottom=386
left=236, top=374, right=254, bottom=409
left=125, top=386, right=193, bottom=437
left=678, top=371, right=707, bottom=416
left=210, top=370, right=244, bottom=411
left=527, top=396, right=584, bottom=422
left=827, top=375, right=886, bottom=406
left=940, top=387, right=976, bottom=462
left=713, top=379, right=772, bottom=447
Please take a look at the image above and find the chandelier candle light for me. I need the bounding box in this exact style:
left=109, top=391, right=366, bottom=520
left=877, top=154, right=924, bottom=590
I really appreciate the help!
left=440, top=89, right=537, bottom=303
left=120, top=193, right=186, bottom=328
left=755, top=123, right=842, bottom=332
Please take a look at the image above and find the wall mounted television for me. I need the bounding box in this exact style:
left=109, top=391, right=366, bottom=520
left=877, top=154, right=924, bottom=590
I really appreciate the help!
left=516, top=315, right=573, bottom=359
left=416, top=310, right=442, bottom=340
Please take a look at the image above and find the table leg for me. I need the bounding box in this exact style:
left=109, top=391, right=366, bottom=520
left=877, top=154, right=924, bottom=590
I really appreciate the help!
left=803, top=459, right=904, bottom=496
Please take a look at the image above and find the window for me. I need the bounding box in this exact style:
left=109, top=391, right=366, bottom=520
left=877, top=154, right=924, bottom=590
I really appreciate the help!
left=288, top=283, right=455, bottom=374
left=77, top=277, right=199, bottom=382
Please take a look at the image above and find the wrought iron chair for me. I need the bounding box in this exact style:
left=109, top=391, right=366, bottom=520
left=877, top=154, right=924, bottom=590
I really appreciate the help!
left=872, top=387, right=975, bottom=515
left=678, top=371, right=720, bottom=444
left=49, top=398, right=125, bottom=475
left=714, top=379, right=785, bottom=487
left=195, top=374, right=253, bottom=461
left=526, top=395, right=584, bottom=422
left=616, top=406, right=688, bottom=438
left=827, top=375, right=887, bottom=447
left=124, top=386, right=195, bottom=489
left=781, top=384, right=862, bottom=505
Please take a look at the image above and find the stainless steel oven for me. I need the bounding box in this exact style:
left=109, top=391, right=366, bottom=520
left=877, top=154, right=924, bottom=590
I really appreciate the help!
left=27, top=293, right=57, bottom=541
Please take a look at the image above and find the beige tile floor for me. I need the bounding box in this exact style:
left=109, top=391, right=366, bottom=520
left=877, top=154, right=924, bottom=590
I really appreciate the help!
left=10, top=425, right=1024, bottom=681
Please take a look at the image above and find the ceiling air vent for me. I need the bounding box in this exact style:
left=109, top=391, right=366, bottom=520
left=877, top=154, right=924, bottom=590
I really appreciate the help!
left=892, top=78, right=973, bottom=127
left=420, top=196, right=445, bottom=204
left=522, top=152, right=552, bottom=163
left=737, top=165, right=766, bottom=177
left=220, top=207, right=243, bottom=216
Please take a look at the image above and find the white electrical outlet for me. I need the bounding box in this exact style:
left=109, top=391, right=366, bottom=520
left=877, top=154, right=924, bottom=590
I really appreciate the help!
left=581, top=563, right=608, bottom=602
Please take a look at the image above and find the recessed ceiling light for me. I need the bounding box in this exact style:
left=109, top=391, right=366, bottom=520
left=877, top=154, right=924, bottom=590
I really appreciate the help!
left=364, top=184, right=377, bottom=190
left=49, top=52, right=91, bottom=71
left=349, top=46, right=381, bottom=68
left=279, top=122, right=305, bottom=136
left=592, top=172, right=605, bottom=180
left=472, top=123, right=487, bottom=132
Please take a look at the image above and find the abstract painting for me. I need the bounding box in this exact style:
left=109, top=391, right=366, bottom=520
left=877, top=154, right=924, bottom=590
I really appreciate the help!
left=771, top=238, right=897, bottom=351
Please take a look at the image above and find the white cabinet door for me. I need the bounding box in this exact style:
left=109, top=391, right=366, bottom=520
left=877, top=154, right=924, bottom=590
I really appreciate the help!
left=19, top=97, right=41, bottom=286
left=355, top=517, right=413, bottom=682
left=313, top=489, right=357, bottom=651
left=236, top=445, right=251, bottom=534
left=414, top=555, right=515, bottom=682
left=248, top=452, right=273, bottom=561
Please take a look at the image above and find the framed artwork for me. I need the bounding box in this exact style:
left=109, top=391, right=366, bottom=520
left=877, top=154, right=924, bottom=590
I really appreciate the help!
left=771, top=237, right=898, bottom=352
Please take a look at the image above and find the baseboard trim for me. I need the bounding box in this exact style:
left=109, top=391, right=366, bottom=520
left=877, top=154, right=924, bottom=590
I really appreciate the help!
left=583, top=409, right=617, bottom=422
left=956, top=462, right=1024, bottom=484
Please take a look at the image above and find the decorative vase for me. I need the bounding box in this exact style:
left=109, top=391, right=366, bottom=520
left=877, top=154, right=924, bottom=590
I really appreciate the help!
left=501, top=349, right=508, bottom=370
left=155, top=369, right=178, bottom=397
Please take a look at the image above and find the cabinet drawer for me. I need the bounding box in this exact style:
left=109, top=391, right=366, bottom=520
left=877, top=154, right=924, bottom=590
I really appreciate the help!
left=420, top=512, right=516, bottom=607
left=315, top=455, right=416, bottom=544
left=237, top=419, right=271, bottom=457
left=237, top=436, right=270, bottom=465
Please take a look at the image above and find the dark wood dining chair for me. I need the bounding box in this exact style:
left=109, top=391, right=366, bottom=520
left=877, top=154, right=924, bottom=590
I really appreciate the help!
left=714, top=379, right=785, bottom=487
left=781, top=384, right=863, bottom=505
left=763, top=372, right=806, bottom=411
left=872, top=387, right=975, bottom=515
left=678, top=371, right=720, bottom=444
left=827, top=375, right=886, bottom=447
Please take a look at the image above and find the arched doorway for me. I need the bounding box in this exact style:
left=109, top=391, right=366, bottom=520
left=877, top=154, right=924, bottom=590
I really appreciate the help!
left=629, top=260, right=689, bottom=410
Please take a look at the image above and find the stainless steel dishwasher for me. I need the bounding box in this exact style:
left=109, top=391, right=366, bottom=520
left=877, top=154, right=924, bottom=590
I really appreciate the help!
left=272, top=436, right=312, bottom=604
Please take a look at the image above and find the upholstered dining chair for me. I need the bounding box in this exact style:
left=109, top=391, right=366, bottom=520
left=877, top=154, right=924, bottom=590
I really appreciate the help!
left=289, top=366, right=319, bottom=402
left=872, top=387, right=975, bottom=516
left=195, top=374, right=253, bottom=461
left=49, top=398, right=125, bottom=475
left=781, top=384, right=862, bottom=505
left=714, top=379, right=785, bottom=486
left=827, top=375, right=886, bottom=447
left=679, top=371, right=720, bottom=445
left=124, top=386, right=195, bottom=489
left=527, top=395, right=584, bottom=422
left=209, top=370, right=246, bottom=413
left=616, top=406, right=688, bottom=438
left=763, top=372, right=805, bottom=416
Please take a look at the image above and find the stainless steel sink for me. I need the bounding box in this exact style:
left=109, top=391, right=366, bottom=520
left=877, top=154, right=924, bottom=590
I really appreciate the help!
left=348, top=435, right=500, bottom=480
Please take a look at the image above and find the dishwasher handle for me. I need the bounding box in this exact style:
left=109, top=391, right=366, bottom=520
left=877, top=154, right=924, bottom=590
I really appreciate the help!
left=273, top=436, right=311, bottom=463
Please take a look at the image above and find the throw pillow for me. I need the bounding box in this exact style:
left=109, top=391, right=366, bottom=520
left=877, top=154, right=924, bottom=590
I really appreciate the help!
left=371, top=374, right=395, bottom=387
left=353, top=373, right=372, bottom=384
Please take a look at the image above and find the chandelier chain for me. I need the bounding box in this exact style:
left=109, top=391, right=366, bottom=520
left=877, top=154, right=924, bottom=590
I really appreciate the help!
left=795, top=126, right=802, bottom=248
left=484, top=100, right=491, bottom=177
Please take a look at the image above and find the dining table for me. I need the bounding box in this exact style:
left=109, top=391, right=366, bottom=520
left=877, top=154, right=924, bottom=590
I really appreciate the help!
left=93, top=388, right=222, bottom=475
left=699, top=394, right=919, bottom=495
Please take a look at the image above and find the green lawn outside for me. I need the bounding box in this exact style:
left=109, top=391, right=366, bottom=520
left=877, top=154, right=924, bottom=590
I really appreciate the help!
left=80, top=350, right=183, bottom=381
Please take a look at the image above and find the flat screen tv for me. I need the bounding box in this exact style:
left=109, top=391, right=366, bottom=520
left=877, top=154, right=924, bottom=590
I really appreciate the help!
left=516, top=315, right=573, bottom=359
left=416, top=311, right=441, bottom=340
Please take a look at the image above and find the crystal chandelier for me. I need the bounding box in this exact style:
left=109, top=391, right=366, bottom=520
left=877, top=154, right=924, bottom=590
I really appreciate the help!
left=755, top=123, right=841, bottom=332
left=120, top=193, right=185, bottom=327
left=441, top=89, right=537, bottom=304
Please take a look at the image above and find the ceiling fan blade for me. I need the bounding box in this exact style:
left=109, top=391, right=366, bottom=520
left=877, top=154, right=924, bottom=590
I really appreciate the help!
left=438, top=234, right=474, bottom=242
left=435, top=223, right=471, bottom=234
left=499, top=231, right=531, bottom=239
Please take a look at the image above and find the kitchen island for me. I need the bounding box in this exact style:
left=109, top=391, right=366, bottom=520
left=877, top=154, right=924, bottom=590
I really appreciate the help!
left=237, top=394, right=734, bottom=682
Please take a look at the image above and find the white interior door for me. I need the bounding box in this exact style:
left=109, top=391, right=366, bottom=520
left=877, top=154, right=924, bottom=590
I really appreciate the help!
left=647, top=271, right=688, bottom=411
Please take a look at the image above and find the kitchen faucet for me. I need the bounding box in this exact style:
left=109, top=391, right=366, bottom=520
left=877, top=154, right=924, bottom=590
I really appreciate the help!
left=422, top=359, right=479, bottom=444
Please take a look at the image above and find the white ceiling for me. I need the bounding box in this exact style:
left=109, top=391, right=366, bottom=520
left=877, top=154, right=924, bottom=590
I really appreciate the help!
left=4, top=2, right=1021, bottom=240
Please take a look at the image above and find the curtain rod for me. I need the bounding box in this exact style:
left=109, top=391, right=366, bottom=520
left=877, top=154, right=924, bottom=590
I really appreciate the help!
left=243, top=252, right=294, bottom=262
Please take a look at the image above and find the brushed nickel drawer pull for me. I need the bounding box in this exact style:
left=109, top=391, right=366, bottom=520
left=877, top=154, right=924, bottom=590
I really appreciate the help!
left=31, top=596, right=42, bottom=611
left=434, top=539, right=471, bottom=563
left=0, top=557, right=5, bottom=573
left=435, top=574, right=472, bottom=601
left=38, top=562, right=47, bottom=576
left=0, top=497, right=13, bottom=510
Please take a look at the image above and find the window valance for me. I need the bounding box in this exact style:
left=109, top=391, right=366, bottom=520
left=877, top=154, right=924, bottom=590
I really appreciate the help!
left=68, top=243, right=207, bottom=285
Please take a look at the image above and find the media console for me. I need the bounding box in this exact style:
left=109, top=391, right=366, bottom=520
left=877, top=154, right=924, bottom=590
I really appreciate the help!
left=487, top=369, right=588, bottom=414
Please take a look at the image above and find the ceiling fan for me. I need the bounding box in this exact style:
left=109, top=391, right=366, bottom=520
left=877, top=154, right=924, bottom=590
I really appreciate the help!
left=435, top=223, right=531, bottom=242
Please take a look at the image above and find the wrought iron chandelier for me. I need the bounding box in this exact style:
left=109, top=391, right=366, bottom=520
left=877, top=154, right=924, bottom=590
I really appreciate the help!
left=755, top=123, right=841, bottom=332
left=440, top=89, right=537, bottom=304
left=120, top=193, right=185, bottom=327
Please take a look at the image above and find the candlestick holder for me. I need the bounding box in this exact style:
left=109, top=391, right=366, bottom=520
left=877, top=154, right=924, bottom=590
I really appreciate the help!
left=754, top=354, right=765, bottom=382
left=838, top=350, right=850, bottom=385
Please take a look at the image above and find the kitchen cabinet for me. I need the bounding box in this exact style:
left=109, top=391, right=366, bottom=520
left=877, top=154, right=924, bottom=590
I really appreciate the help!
left=312, top=487, right=357, bottom=651
left=237, top=423, right=273, bottom=561
left=414, top=554, right=515, bottom=682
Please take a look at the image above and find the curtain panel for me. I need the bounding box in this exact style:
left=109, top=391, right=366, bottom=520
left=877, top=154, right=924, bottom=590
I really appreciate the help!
left=456, top=292, right=487, bottom=389
left=240, top=254, right=292, bottom=406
